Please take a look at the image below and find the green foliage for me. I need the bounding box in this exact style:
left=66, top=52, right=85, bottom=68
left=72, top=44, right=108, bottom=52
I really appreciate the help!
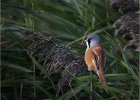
left=1, top=0, right=139, bottom=100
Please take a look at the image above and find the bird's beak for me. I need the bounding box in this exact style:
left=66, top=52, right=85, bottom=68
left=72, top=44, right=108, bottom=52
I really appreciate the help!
left=84, top=38, right=88, bottom=42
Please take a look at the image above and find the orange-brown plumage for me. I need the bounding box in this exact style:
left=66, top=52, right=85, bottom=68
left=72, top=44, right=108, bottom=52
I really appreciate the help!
left=85, top=43, right=107, bottom=86
left=84, top=34, right=108, bottom=93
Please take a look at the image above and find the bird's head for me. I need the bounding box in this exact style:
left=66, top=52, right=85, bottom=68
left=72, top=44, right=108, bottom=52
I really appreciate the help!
left=84, top=34, right=100, bottom=48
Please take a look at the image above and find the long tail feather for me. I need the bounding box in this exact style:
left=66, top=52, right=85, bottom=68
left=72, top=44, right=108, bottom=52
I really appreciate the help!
left=98, top=70, right=109, bottom=94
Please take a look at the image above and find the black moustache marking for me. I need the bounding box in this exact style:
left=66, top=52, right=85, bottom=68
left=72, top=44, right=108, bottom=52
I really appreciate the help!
left=88, top=39, right=91, bottom=47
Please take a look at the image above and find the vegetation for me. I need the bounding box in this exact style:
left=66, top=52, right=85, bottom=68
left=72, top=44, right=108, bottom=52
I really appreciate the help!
left=1, top=0, right=139, bottom=100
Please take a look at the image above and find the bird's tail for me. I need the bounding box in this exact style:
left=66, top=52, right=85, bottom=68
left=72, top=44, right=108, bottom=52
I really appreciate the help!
left=98, top=70, right=109, bottom=93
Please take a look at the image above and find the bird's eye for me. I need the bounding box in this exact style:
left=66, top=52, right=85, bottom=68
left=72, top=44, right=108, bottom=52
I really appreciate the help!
left=88, top=38, right=91, bottom=42
left=87, top=38, right=91, bottom=47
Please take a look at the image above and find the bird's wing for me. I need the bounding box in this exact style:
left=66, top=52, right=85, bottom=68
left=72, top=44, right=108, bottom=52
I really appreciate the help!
left=92, top=46, right=107, bottom=86
left=92, top=46, right=104, bottom=72
left=92, top=51, right=99, bottom=71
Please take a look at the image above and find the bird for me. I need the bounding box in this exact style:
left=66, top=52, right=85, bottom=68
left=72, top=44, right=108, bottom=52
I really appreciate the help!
left=84, top=34, right=108, bottom=91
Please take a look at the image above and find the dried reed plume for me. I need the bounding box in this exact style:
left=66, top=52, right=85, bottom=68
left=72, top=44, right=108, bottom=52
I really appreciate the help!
left=17, top=29, right=88, bottom=95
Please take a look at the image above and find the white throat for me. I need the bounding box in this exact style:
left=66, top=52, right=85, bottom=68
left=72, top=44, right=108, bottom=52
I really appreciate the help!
left=86, top=40, right=98, bottom=48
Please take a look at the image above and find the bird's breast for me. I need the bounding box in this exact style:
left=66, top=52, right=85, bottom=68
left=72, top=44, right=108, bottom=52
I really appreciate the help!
left=84, top=43, right=104, bottom=71
left=84, top=48, right=95, bottom=71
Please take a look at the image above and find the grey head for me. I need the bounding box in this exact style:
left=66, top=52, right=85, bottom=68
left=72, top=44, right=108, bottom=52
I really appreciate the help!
left=84, top=34, right=100, bottom=48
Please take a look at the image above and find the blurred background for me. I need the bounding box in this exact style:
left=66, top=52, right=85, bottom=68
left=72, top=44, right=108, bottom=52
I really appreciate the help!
left=1, top=0, right=139, bottom=100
